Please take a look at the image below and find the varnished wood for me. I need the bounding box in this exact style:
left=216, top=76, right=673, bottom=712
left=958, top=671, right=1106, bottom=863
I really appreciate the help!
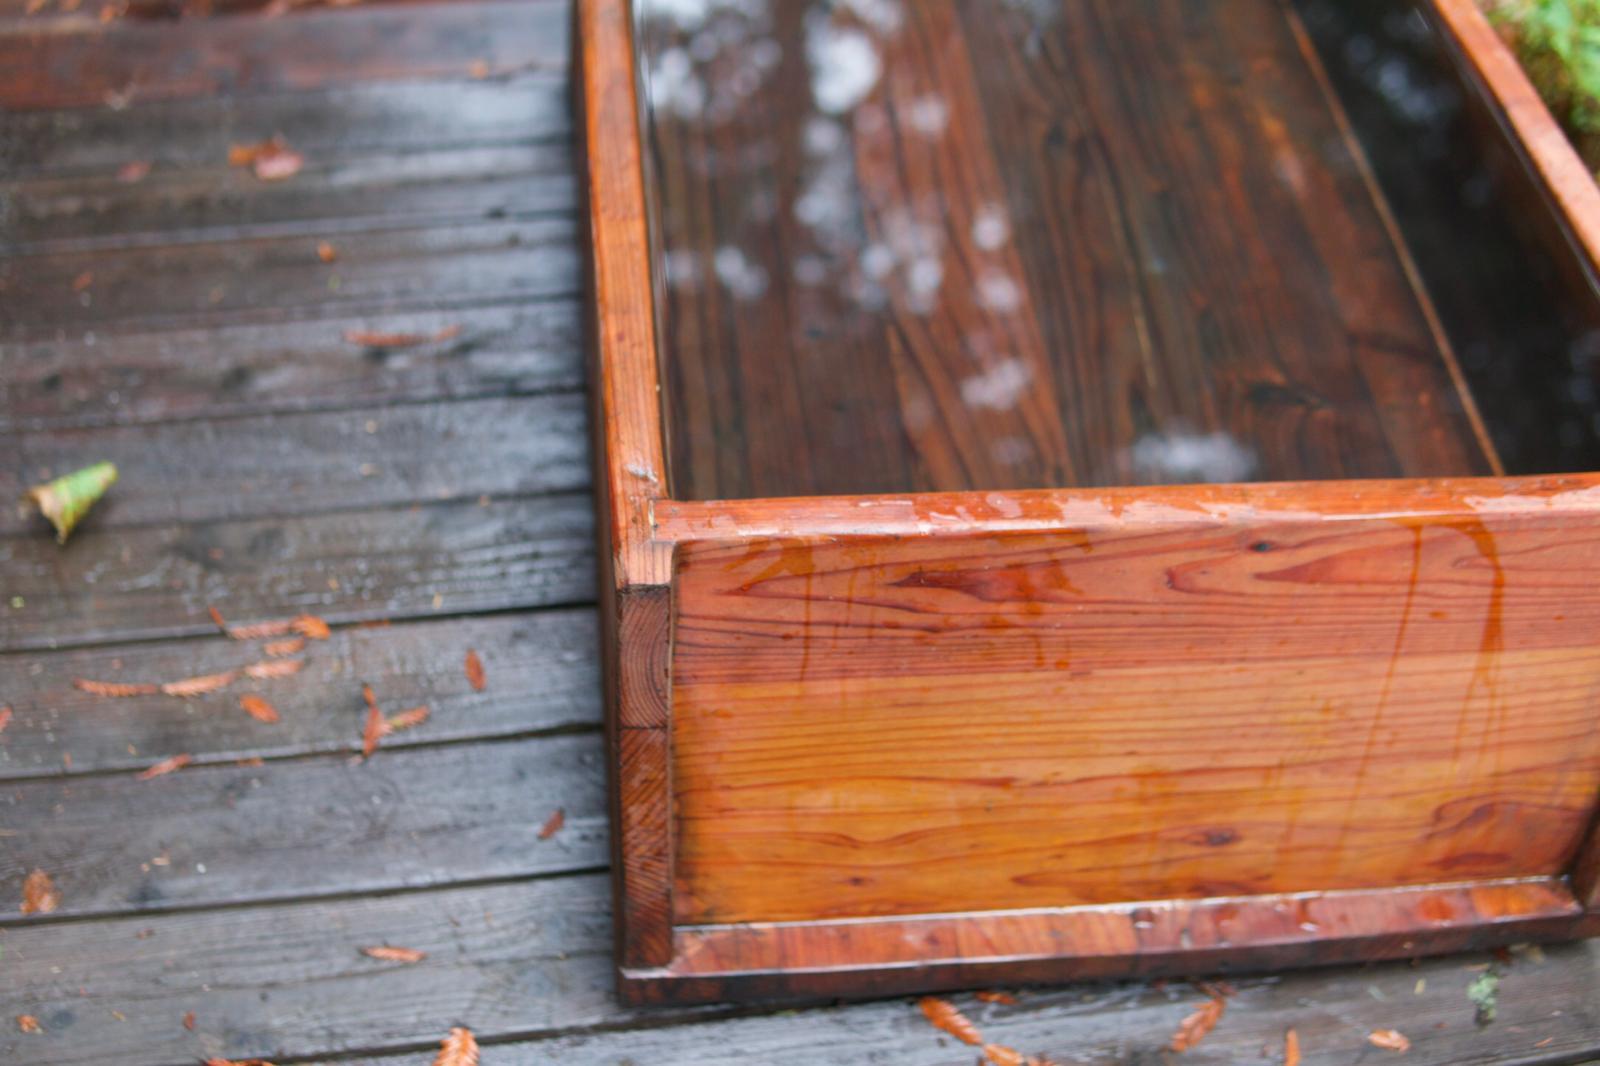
left=580, top=0, right=1600, bottom=1006
left=629, top=879, right=1596, bottom=1004
left=668, top=485, right=1600, bottom=924
left=639, top=0, right=1498, bottom=499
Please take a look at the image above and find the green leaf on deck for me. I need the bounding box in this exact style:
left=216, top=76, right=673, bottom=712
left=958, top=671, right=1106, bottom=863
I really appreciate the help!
left=24, top=461, right=117, bottom=543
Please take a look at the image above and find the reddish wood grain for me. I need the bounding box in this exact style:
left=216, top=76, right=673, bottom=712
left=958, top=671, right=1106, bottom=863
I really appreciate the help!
left=621, top=878, right=1595, bottom=1004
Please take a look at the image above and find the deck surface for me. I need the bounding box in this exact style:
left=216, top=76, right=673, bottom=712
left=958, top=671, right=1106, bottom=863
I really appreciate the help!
left=2, top=1, right=1598, bottom=1063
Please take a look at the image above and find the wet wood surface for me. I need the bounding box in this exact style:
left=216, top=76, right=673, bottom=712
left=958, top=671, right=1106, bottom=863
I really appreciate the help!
left=642, top=0, right=1497, bottom=499
left=4, top=0, right=1598, bottom=1063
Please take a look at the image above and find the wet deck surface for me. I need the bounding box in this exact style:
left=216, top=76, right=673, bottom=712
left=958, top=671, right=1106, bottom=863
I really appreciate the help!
left=1, top=1, right=1598, bottom=1062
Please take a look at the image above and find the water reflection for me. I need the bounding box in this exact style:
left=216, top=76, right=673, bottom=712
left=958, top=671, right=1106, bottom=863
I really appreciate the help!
left=637, top=0, right=1600, bottom=500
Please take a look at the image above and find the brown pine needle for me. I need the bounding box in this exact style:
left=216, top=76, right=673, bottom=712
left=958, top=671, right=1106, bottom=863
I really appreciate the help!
left=385, top=706, right=430, bottom=733
left=183, top=1011, right=196, bottom=1031
left=0, top=706, right=13, bottom=735
left=1170, top=997, right=1226, bottom=1053
left=293, top=614, right=331, bottom=640
left=976, top=990, right=1018, bottom=1005
left=1284, top=1028, right=1300, bottom=1066
left=17, top=1015, right=41, bottom=1033
left=918, top=996, right=982, bottom=1046
left=262, top=637, right=306, bottom=657
left=208, top=605, right=228, bottom=631
left=239, top=696, right=280, bottom=724
left=225, top=614, right=329, bottom=641
left=983, top=1045, right=1025, bottom=1066
left=21, top=869, right=60, bottom=914
left=433, top=1026, right=479, bottom=1066
left=361, top=945, right=426, bottom=963
left=161, top=670, right=237, bottom=698
left=137, top=754, right=192, bottom=780
left=244, top=658, right=303, bottom=680
left=361, top=685, right=384, bottom=758
left=538, top=808, right=565, bottom=840
left=464, top=648, right=487, bottom=691
left=1369, top=1029, right=1411, bottom=1053
left=74, top=678, right=159, bottom=697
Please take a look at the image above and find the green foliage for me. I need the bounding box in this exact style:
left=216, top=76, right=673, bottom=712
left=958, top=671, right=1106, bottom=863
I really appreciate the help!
left=1492, top=0, right=1600, bottom=132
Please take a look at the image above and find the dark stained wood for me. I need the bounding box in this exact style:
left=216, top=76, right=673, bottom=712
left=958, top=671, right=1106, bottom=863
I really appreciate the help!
left=0, top=0, right=565, bottom=111
left=0, top=610, right=599, bottom=777
left=0, top=734, right=606, bottom=919
left=639, top=0, right=1497, bottom=499
left=5, top=144, right=574, bottom=253
left=1, top=394, right=588, bottom=535
left=1, top=218, right=578, bottom=333
left=1, top=493, right=595, bottom=651
left=1, top=301, right=583, bottom=431
left=3, top=73, right=566, bottom=177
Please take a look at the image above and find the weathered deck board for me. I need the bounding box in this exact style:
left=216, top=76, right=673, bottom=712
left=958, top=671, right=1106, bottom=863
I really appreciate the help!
left=2, top=217, right=578, bottom=333
left=1, top=300, right=584, bottom=431
left=0, top=734, right=605, bottom=919
left=2, top=74, right=566, bottom=177
left=2, top=393, right=588, bottom=535
left=0, top=0, right=565, bottom=111
left=0, top=610, right=599, bottom=777
left=1, top=493, right=595, bottom=651
left=5, top=144, right=574, bottom=253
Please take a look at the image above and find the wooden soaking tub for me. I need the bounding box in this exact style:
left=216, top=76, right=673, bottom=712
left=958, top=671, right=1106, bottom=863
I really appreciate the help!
left=578, top=0, right=1600, bottom=1004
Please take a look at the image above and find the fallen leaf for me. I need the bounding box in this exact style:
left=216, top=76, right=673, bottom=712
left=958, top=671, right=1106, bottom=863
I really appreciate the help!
left=263, top=637, right=306, bottom=657
left=316, top=241, right=338, bottom=263
left=21, top=869, right=60, bottom=914
left=137, top=754, right=192, bottom=780
left=361, top=945, right=426, bottom=963
left=1369, top=1029, right=1411, bottom=1053
left=0, top=706, right=12, bottom=735
left=183, top=1010, right=196, bottom=1030
left=26, top=462, right=117, bottom=543
left=244, top=658, right=303, bottom=680
left=239, top=695, right=280, bottom=724
left=1170, top=997, right=1226, bottom=1053
left=538, top=807, right=565, bottom=840
left=17, top=1015, right=41, bottom=1033
left=983, top=1045, right=1025, bottom=1066
left=1285, top=1028, right=1301, bottom=1066
left=464, top=649, right=487, bottom=691
left=72, top=271, right=94, bottom=292
left=253, top=145, right=303, bottom=182
left=208, top=605, right=227, bottom=631
left=918, top=996, right=982, bottom=1046
left=161, top=670, right=237, bottom=697
left=434, top=1026, right=479, bottom=1066
left=116, top=159, right=152, bottom=183
left=74, top=678, right=159, bottom=697
left=976, top=991, right=1018, bottom=1005
left=386, top=706, right=430, bottom=733
left=1468, top=970, right=1499, bottom=1025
